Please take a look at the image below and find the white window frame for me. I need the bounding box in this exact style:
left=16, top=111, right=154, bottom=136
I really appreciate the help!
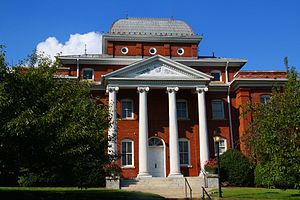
left=176, top=99, right=188, bottom=119
left=149, top=137, right=164, bottom=146
left=149, top=47, right=157, bottom=55
left=260, top=94, right=271, bottom=104
left=179, top=138, right=190, bottom=166
left=212, top=99, right=225, bottom=119
left=121, top=47, right=128, bottom=55
left=211, top=70, right=222, bottom=82
left=121, top=139, right=134, bottom=167
left=177, top=48, right=185, bottom=56
left=82, top=68, right=94, bottom=80
left=121, top=99, right=134, bottom=119
left=214, top=137, right=227, bottom=155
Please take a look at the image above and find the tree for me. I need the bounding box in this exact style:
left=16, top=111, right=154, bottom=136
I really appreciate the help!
left=246, top=68, right=300, bottom=189
left=0, top=51, right=112, bottom=187
left=0, top=45, right=7, bottom=81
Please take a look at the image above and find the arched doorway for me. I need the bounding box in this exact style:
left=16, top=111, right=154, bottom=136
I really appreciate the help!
left=148, top=137, right=165, bottom=177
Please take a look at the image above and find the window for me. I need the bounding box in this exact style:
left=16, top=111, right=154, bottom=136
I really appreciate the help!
left=121, top=47, right=128, bottom=55
left=212, top=100, right=225, bottom=119
left=260, top=94, right=271, bottom=104
left=82, top=68, right=94, bottom=80
left=177, top=48, right=184, bottom=56
left=121, top=99, right=133, bottom=119
left=179, top=138, right=190, bottom=166
left=177, top=100, right=188, bottom=119
left=149, top=137, right=163, bottom=146
left=211, top=70, right=222, bottom=81
left=149, top=47, right=157, bottom=55
left=121, top=140, right=134, bottom=166
left=214, top=137, right=227, bottom=155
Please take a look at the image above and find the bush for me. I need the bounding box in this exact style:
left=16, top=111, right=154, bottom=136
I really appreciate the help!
left=18, top=171, right=61, bottom=187
left=255, top=162, right=298, bottom=189
left=219, top=149, right=254, bottom=186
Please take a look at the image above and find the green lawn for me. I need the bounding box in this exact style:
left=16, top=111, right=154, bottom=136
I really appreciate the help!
left=0, top=187, right=164, bottom=200
left=211, top=187, right=300, bottom=199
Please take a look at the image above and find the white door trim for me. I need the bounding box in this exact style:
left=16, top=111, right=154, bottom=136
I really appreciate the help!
left=148, top=137, right=166, bottom=177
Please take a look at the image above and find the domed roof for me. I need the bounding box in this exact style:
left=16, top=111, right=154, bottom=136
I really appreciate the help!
left=109, top=18, right=195, bottom=36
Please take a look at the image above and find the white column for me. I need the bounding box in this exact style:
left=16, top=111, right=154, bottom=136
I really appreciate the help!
left=107, top=86, right=119, bottom=158
left=167, top=87, right=183, bottom=177
left=137, top=87, right=152, bottom=178
left=196, top=87, right=210, bottom=175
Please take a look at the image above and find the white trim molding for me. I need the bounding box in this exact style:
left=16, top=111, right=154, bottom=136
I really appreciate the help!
left=121, top=139, right=134, bottom=167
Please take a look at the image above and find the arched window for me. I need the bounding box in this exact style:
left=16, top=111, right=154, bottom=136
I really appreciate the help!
left=121, top=99, right=134, bottom=119
left=148, top=137, right=164, bottom=146
left=260, top=94, right=271, bottom=104
left=121, top=139, right=134, bottom=167
left=214, top=137, right=227, bottom=155
left=82, top=68, right=94, bottom=80
left=179, top=138, right=190, bottom=166
left=211, top=70, right=222, bottom=81
left=176, top=99, right=188, bottom=119
left=212, top=99, right=225, bottom=119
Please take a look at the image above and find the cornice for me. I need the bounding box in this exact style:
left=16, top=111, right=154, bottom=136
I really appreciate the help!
left=231, top=78, right=288, bottom=91
left=58, top=55, right=247, bottom=67
left=102, top=34, right=202, bottom=43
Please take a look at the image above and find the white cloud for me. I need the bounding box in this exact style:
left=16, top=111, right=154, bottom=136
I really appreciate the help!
left=36, top=32, right=102, bottom=60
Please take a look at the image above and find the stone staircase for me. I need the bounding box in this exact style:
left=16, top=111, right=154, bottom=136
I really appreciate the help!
left=121, top=176, right=214, bottom=199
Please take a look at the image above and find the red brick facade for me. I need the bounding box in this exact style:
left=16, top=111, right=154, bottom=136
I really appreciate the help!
left=58, top=18, right=287, bottom=178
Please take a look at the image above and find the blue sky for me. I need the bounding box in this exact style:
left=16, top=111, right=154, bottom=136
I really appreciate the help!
left=1, top=0, right=299, bottom=70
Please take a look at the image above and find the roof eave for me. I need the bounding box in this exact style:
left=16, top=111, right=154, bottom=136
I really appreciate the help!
left=231, top=78, right=288, bottom=91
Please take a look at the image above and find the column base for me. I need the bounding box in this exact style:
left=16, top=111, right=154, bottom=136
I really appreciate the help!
left=137, top=172, right=152, bottom=178
left=168, top=173, right=184, bottom=178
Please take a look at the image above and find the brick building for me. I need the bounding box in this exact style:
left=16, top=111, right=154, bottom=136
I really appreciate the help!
left=57, top=18, right=287, bottom=178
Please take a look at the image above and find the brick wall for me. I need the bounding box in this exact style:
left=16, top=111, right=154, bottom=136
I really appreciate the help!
left=108, top=41, right=198, bottom=58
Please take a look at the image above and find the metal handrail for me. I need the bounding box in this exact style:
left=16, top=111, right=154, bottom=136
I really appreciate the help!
left=201, top=169, right=208, bottom=188
left=184, top=177, right=192, bottom=200
left=201, top=186, right=212, bottom=200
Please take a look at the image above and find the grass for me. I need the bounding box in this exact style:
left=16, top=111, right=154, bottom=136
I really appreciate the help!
left=210, top=187, right=300, bottom=199
left=0, top=187, right=164, bottom=200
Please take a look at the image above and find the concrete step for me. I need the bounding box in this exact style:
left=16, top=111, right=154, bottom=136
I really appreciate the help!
left=121, top=177, right=212, bottom=199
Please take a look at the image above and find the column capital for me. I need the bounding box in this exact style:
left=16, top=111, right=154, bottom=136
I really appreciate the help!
left=166, top=87, right=179, bottom=93
left=137, top=86, right=150, bottom=93
left=106, top=86, right=119, bottom=93
left=195, top=87, right=208, bottom=93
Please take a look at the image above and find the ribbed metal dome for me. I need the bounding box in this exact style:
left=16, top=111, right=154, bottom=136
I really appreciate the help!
left=109, top=18, right=195, bottom=36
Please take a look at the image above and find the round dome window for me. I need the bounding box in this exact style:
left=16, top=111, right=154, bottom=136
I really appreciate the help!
left=177, top=48, right=184, bottom=56
left=149, top=47, right=157, bottom=55
left=121, top=47, right=128, bottom=55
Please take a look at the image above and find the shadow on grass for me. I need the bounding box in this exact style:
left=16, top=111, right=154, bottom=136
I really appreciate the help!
left=211, top=187, right=300, bottom=199
left=0, top=188, right=165, bottom=200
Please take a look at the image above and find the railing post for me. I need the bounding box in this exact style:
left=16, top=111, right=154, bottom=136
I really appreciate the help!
left=185, top=178, right=187, bottom=198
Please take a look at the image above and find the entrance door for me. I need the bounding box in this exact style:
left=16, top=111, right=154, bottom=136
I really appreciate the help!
left=148, top=137, right=165, bottom=177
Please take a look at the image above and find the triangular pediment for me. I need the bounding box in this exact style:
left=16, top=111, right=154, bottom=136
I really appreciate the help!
left=103, top=55, right=212, bottom=80
left=124, top=62, right=191, bottom=78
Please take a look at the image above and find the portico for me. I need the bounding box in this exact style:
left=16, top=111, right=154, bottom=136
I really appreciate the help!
left=104, top=55, right=212, bottom=177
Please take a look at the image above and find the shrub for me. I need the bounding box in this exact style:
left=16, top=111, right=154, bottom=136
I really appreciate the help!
left=255, top=162, right=298, bottom=189
left=219, top=149, right=254, bottom=186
